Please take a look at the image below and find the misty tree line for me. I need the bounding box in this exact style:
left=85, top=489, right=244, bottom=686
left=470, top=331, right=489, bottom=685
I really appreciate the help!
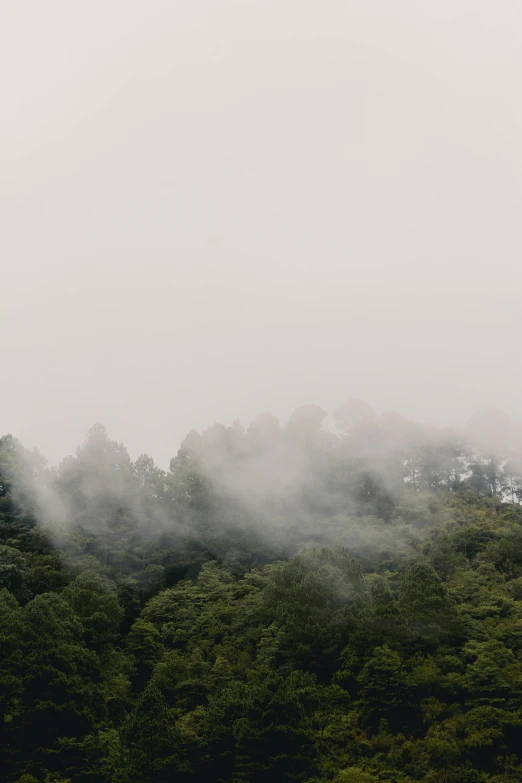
left=2, top=401, right=522, bottom=782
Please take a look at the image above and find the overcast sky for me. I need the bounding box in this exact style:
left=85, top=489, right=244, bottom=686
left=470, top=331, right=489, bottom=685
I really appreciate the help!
left=1, top=0, right=521, bottom=466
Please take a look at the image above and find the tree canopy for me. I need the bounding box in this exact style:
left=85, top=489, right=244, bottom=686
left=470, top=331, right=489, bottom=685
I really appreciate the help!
left=2, top=407, right=522, bottom=782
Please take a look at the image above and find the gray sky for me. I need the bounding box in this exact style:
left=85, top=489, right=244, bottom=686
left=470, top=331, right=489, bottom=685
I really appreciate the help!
left=1, top=0, right=521, bottom=467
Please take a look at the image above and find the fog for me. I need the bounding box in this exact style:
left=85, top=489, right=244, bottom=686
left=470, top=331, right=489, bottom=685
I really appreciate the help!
left=2, top=0, right=521, bottom=468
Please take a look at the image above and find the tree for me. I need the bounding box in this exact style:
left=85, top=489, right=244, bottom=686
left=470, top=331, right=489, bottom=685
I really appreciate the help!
left=62, top=570, right=123, bottom=654
left=357, top=645, right=405, bottom=729
left=126, top=619, right=163, bottom=691
left=398, top=562, right=453, bottom=643
left=8, top=592, right=104, bottom=781
left=121, top=685, right=185, bottom=783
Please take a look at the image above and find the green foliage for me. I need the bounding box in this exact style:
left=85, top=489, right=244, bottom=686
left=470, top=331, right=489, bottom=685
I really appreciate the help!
left=3, top=420, right=522, bottom=782
left=126, top=619, right=164, bottom=691
left=333, top=769, right=373, bottom=783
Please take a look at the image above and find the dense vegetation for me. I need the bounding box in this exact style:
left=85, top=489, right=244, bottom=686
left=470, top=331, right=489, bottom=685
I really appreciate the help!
left=2, top=402, right=522, bottom=782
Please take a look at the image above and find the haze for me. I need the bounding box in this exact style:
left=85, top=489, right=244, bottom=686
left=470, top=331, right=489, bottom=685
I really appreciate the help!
left=2, top=0, right=521, bottom=468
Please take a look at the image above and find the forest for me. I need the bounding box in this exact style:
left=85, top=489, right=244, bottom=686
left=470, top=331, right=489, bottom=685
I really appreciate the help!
left=2, top=401, right=522, bottom=783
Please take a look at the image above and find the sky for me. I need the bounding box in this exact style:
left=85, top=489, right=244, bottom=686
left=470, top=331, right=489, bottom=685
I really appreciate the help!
left=1, top=0, right=521, bottom=468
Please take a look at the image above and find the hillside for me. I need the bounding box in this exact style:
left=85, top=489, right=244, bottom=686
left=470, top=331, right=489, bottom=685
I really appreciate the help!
left=2, top=407, right=522, bottom=782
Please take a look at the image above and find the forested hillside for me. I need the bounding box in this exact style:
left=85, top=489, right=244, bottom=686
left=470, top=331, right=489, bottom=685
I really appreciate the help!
left=2, top=403, right=522, bottom=782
